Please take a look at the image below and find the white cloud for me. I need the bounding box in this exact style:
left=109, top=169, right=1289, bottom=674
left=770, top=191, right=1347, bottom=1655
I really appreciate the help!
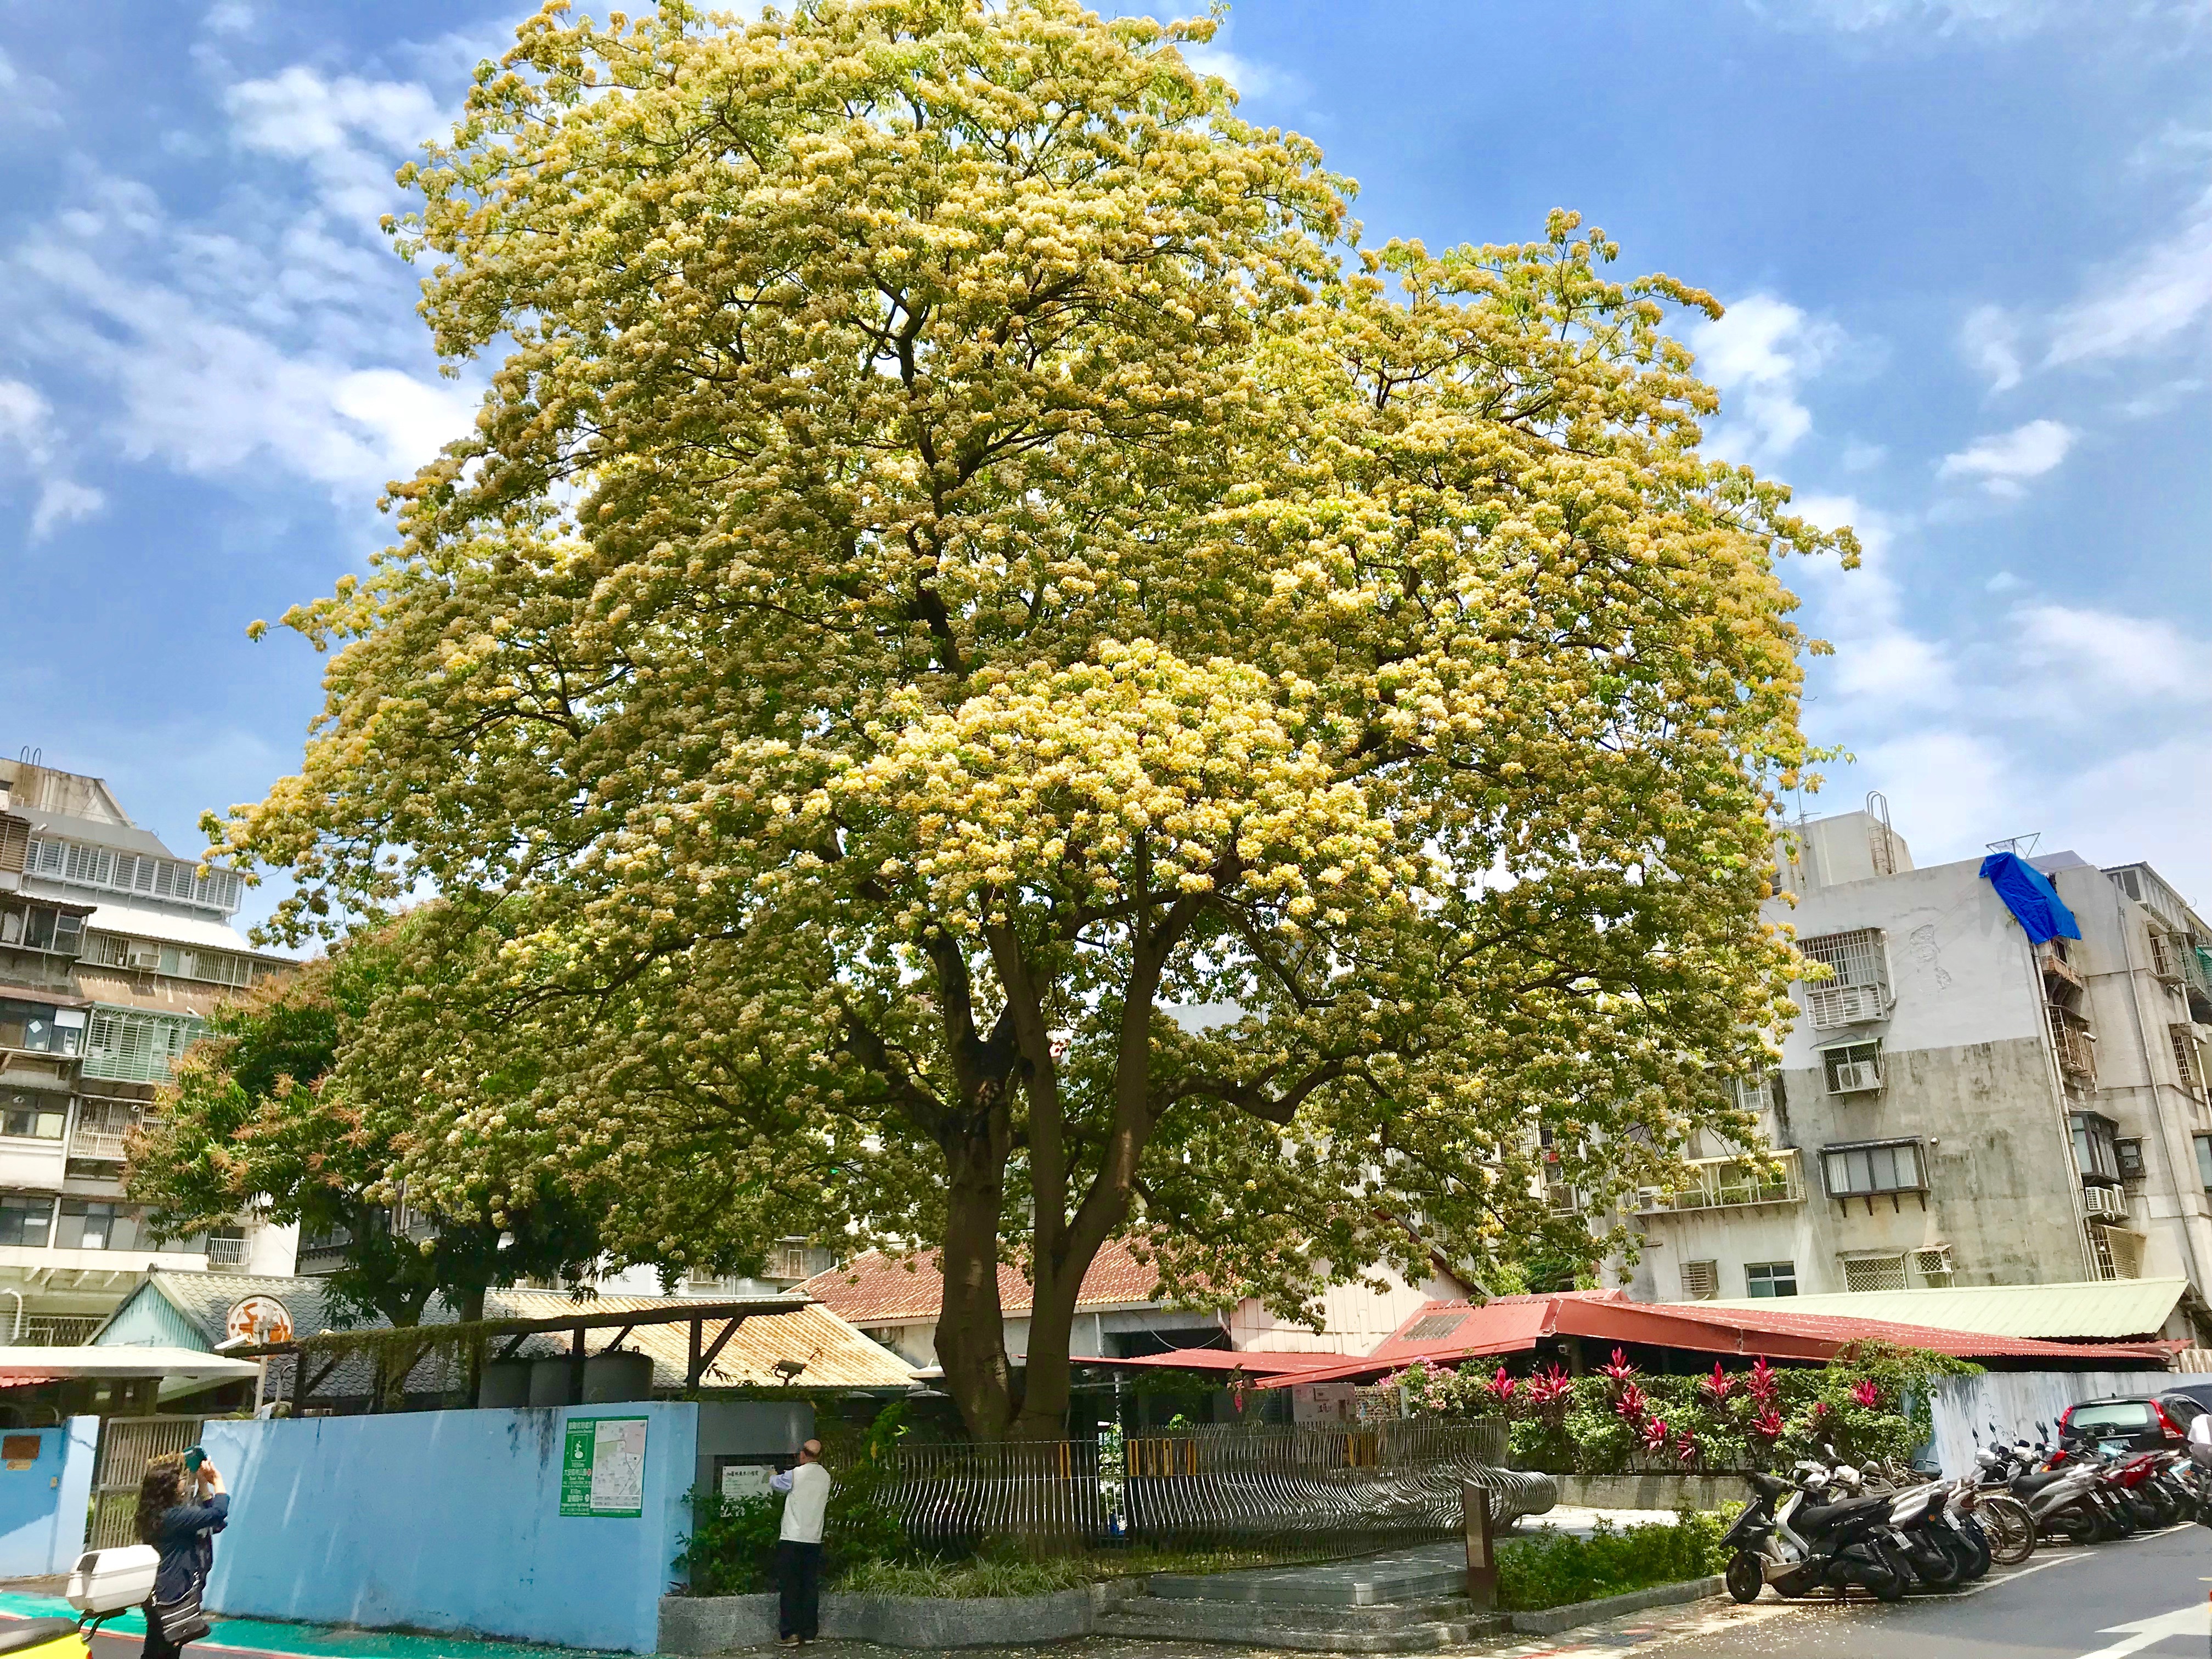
left=204, top=2, right=255, bottom=33
left=1841, top=439, right=1887, bottom=471
left=1787, top=493, right=1960, bottom=709
left=1851, top=729, right=2014, bottom=857
left=224, top=67, right=445, bottom=222
left=0, top=376, right=105, bottom=538
left=1984, top=570, right=2020, bottom=593
left=1765, top=0, right=2116, bottom=33
left=1178, top=42, right=1308, bottom=105
left=1959, top=304, right=2022, bottom=393
left=2013, top=603, right=2208, bottom=703
left=6, top=166, right=477, bottom=506
left=31, top=478, right=104, bottom=537
left=1935, top=418, right=2075, bottom=496
left=2045, top=189, right=2212, bottom=369
left=0, top=46, right=62, bottom=129
left=1689, top=295, right=1847, bottom=466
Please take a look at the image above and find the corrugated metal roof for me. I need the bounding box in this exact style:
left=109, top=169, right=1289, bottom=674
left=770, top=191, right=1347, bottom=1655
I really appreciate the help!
left=69, top=967, right=230, bottom=1019
left=81, top=902, right=261, bottom=953
left=1699, top=1279, right=2190, bottom=1340
left=15, top=808, right=175, bottom=861
left=1245, top=1291, right=2176, bottom=1387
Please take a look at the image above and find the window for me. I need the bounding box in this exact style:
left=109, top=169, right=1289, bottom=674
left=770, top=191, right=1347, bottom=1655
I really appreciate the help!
left=55, top=1200, right=139, bottom=1253
left=1799, top=929, right=1892, bottom=1027
left=21, top=838, right=242, bottom=913
left=1842, top=1254, right=1908, bottom=1293
left=1822, top=1138, right=1926, bottom=1197
left=2115, top=1137, right=2147, bottom=1182
left=2073, top=1112, right=2123, bottom=1185
left=1732, top=1073, right=1773, bottom=1115
left=1745, top=1261, right=1798, bottom=1298
left=2196, top=1133, right=2212, bottom=1191
left=1823, top=1041, right=1883, bottom=1094
left=1679, top=1260, right=1719, bottom=1300
left=1, top=1093, right=66, bottom=1140
left=0, top=1194, right=52, bottom=1247
left=0, top=1000, right=82, bottom=1056
left=2089, top=1224, right=2146, bottom=1282
left=81, top=1007, right=202, bottom=1082
left=2175, top=1026, right=2209, bottom=1103
left=0, top=903, right=84, bottom=956
left=2066, top=1401, right=2155, bottom=1436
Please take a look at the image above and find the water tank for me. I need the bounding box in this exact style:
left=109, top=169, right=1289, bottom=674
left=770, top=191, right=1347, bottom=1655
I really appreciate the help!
left=529, top=1357, right=578, bottom=1407
left=585, top=1350, right=656, bottom=1403
left=477, top=1360, right=532, bottom=1409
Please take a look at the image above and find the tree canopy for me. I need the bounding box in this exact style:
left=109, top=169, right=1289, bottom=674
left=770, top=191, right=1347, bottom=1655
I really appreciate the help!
left=127, top=924, right=603, bottom=1329
left=213, top=0, right=1851, bottom=1440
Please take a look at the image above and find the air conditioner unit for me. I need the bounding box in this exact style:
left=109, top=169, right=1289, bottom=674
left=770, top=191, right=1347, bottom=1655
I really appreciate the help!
left=126, top=945, right=159, bottom=970
left=1806, top=982, right=1890, bottom=1029
left=1910, top=1246, right=1955, bottom=1288
left=1830, top=1060, right=1883, bottom=1093
left=2083, top=1185, right=2129, bottom=1222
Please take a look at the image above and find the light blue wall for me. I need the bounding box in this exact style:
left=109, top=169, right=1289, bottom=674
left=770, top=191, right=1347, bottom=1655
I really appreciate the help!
left=202, top=1404, right=698, bottom=1654
left=93, top=1285, right=204, bottom=1350
left=0, top=1418, right=98, bottom=1577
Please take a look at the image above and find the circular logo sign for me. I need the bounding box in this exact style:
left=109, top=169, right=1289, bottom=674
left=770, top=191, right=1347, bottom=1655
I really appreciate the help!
left=225, top=1295, right=292, bottom=1345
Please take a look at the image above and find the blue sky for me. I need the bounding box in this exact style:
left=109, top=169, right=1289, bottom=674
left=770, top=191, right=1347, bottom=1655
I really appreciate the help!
left=1, top=0, right=2206, bottom=934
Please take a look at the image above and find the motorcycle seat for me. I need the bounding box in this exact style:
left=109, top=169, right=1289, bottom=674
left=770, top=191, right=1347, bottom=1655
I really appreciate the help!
left=2012, top=1470, right=2069, bottom=1497
left=1794, top=1496, right=1891, bottom=1532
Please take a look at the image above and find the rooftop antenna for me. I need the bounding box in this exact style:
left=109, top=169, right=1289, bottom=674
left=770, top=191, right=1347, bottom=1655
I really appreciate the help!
left=1986, top=834, right=2041, bottom=857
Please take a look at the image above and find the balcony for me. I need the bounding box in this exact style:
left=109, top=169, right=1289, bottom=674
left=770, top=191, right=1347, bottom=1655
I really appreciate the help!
left=69, top=1128, right=129, bottom=1163
left=2050, top=1007, right=2098, bottom=1085
left=1637, top=1149, right=1804, bottom=1214
left=204, top=1235, right=250, bottom=1269
left=2041, top=944, right=2087, bottom=998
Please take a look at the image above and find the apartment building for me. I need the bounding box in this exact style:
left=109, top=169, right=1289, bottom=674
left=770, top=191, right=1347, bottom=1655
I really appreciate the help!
left=1615, top=805, right=2212, bottom=1325
left=0, top=755, right=296, bottom=1341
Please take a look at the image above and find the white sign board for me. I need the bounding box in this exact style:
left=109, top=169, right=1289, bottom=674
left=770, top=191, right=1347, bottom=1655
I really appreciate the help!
left=720, top=1463, right=773, bottom=1501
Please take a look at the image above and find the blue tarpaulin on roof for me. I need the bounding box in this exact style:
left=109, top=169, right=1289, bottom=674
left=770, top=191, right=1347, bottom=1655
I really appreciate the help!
left=1980, top=852, right=2081, bottom=943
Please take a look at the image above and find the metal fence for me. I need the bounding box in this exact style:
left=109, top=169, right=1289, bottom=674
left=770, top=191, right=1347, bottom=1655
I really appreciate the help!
left=886, top=1420, right=1554, bottom=1551
left=86, top=1415, right=204, bottom=1550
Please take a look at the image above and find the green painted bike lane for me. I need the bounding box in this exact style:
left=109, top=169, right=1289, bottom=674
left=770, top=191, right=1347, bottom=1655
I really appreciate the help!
left=0, top=1593, right=633, bottom=1659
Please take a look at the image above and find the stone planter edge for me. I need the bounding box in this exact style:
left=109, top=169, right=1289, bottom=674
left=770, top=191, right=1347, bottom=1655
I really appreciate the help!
left=659, top=1579, right=1144, bottom=1651
left=1505, top=1572, right=1726, bottom=1636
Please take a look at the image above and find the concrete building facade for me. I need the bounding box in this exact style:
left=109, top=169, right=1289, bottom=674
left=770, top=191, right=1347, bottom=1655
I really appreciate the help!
left=0, top=755, right=296, bottom=1339
left=1616, top=806, right=2212, bottom=1335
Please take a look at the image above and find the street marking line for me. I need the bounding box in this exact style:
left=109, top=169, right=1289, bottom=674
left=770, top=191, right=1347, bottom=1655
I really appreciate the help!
left=2073, top=1601, right=2211, bottom=1659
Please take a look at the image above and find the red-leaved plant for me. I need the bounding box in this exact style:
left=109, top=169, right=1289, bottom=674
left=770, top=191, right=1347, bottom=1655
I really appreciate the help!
left=1746, top=1356, right=1779, bottom=1407
left=1487, top=1366, right=1519, bottom=1407
left=1851, top=1379, right=1881, bottom=1409
left=1599, top=1347, right=1639, bottom=1387
left=1750, top=1407, right=1784, bottom=1443
left=1699, top=1362, right=1734, bottom=1405
left=1642, top=1415, right=1671, bottom=1454
left=1614, top=1381, right=1650, bottom=1424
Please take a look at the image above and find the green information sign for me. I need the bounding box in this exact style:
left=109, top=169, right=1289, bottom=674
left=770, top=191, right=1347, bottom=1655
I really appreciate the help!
left=559, top=1415, right=649, bottom=1517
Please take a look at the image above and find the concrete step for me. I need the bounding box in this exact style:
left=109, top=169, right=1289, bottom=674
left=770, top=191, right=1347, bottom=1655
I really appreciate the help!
left=1093, top=1596, right=1509, bottom=1654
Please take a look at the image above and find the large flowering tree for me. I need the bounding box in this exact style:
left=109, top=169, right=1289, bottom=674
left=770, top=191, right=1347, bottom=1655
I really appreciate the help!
left=212, top=0, right=1846, bottom=1441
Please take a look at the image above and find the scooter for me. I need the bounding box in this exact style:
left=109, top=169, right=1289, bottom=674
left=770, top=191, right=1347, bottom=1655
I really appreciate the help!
left=1722, top=1469, right=1910, bottom=1603
left=2, top=1544, right=160, bottom=1659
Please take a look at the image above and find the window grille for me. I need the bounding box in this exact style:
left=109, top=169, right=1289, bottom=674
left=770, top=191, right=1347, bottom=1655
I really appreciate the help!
left=2115, top=1137, right=2147, bottom=1183
left=1799, top=929, right=1892, bottom=1028
left=1823, top=1041, right=1883, bottom=1094
left=21, top=837, right=242, bottom=914
left=2089, top=1224, right=2146, bottom=1281
left=2049, top=1006, right=2097, bottom=1085
left=2174, top=1026, right=2209, bottom=1102
left=1842, top=1254, right=1907, bottom=1293
left=81, top=1007, right=203, bottom=1083
left=1822, top=1138, right=1925, bottom=1197
left=1911, top=1246, right=1955, bottom=1288
left=1732, top=1074, right=1773, bottom=1115
left=1745, top=1261, right=1797, bottom=1299
left=2149, top=929, right=2188, bottom=984
left=1679, top=1260, right=1719, bottom=1300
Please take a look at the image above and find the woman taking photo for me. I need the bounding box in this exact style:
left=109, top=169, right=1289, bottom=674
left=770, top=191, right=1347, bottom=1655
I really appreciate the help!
left=134, top=1450, right=227, bottom=1659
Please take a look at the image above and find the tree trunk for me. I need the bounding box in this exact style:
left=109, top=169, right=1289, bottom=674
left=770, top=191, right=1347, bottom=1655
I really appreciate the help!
left=1012, top=1241, right=1102, bottom=1442
left=935, top=1136, right=1016, bottom=1442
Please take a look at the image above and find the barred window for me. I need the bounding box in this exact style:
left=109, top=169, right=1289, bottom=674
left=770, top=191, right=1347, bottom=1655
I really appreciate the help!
left=1822, top=1138, right=1925, bottom=1197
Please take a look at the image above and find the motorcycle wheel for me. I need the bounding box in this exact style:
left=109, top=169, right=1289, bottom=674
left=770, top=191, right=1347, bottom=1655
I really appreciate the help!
left=1953, top=1517, right=1992, bottom=1579
left=1981, top=1497, right=2036, bottom=1566
left=2147, top=1488, right=2182, bottom=1528
left=1863, top=1563, right=1908, bottom=1603
left=1909, top=1536, right=1962, bottom=1587
left=2108, top=1499, right=2140, bottom=1537
left=1725, top=1552, right=1764, bottom=1604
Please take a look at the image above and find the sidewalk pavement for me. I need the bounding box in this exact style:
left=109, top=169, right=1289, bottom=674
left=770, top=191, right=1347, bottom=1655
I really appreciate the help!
left=0, top=1591, right=625, bottom=1659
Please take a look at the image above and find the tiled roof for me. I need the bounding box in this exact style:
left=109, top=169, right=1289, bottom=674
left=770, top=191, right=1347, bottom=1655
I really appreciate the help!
left=110, top=1273, right=914, bottom=1396
left=800, top=1238, right=1175, bottom=1324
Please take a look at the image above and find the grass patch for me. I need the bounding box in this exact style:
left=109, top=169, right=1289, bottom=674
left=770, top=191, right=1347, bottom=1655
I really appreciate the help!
left=827, top=1542, right=1351, bottom=1599
left=1496, top=1510, right=1727, bottom=1612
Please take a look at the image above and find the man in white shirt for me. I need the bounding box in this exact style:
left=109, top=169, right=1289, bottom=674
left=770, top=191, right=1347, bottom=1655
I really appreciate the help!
left=769, top=1440, right=832, bottom=1645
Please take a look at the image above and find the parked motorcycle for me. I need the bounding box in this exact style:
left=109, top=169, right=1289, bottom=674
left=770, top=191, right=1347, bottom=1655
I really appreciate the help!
left=1722, top=1468, right=1911, bottom=1602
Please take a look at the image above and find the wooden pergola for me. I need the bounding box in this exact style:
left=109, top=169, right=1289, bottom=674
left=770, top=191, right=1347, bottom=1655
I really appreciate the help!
left=228, top=1296, right=810, bottom=1411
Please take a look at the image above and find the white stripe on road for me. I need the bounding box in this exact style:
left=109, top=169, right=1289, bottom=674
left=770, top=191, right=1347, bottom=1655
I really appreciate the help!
left=2072, top=1601, right=2210, bottom=1659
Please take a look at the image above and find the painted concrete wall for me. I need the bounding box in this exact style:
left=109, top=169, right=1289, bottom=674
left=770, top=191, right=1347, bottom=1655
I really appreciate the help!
left=1927, top=1369, right=2168, bottom=1479
left=0, top=1417, right=98, bottom=1577
left=201, top=1403, right=699, bottom=1653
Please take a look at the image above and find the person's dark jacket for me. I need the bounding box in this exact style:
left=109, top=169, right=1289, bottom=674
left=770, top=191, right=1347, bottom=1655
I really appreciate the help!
left=149, top=1495, right=228, bottom=1604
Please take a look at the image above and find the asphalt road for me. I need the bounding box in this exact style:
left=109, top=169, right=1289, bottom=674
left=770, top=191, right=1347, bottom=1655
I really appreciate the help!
left=1624, top=1523, right=2212, bottom=1658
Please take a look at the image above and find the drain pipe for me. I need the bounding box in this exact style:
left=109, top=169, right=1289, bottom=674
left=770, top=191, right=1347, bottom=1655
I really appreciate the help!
left=1, top=1289, right=21, bottom=1342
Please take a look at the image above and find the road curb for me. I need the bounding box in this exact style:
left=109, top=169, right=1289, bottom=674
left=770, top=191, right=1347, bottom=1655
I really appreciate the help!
left=1506, top=1574, right=1726, bottom=1635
